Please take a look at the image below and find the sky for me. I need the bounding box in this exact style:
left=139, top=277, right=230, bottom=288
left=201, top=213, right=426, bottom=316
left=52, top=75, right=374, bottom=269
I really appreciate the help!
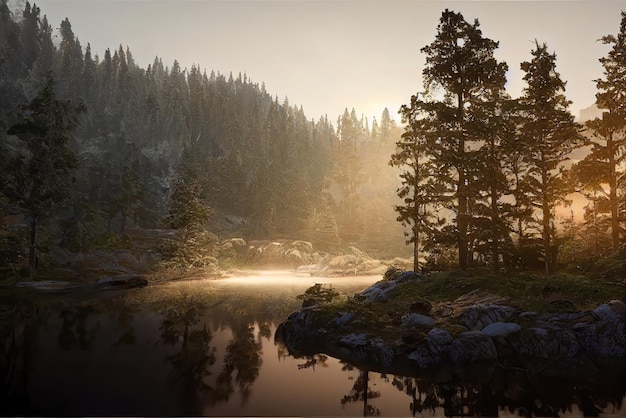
left=12, top=0, right=625, bottom=125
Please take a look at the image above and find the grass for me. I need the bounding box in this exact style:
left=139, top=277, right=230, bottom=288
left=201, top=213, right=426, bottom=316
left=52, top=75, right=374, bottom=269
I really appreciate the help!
left=300, top=268, right=626, bottom=344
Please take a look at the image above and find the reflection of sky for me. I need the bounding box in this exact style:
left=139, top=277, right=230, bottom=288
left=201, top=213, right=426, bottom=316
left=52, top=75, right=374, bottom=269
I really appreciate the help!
left=24, top=0, right=623, bottom=123
left=15, top=273, right=626, bottom=416
left=28, top=309, right=415, bottom=416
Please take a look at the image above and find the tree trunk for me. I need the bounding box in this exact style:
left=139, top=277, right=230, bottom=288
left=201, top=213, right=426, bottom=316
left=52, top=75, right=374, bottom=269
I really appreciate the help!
left=28, top=215, right=38, bottom=279
left=490, top=140, right=500, bottom=273
left=414, top=228, right=420, bottom=273
left=608, top=132, right=620, bottom=252
left=457, top=93, right=468, bottom=270
left=541, top=157, right=551, bottom=276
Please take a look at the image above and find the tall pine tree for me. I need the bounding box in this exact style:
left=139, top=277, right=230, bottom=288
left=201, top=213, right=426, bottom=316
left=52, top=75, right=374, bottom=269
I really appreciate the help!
left=518, top=41, right=584, bottom=275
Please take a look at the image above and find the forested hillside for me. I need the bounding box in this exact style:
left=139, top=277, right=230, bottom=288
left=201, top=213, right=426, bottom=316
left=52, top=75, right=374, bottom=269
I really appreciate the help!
left=0, top=1, right=407, bottom=278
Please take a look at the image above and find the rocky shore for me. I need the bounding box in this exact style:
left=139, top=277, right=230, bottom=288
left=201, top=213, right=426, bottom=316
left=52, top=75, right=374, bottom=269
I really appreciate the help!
left=275, top=272, right=626, bottom=383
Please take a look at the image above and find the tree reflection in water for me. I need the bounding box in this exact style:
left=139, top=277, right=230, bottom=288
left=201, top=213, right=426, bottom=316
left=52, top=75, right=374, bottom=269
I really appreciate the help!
left=57, top=305, right=98, bottom=351
left=216, top=321, right=263, bottom=404
left=157, top=294, right=216, bottom=415
left=0, top=299, right=45, bottom=415
left=340, top=363, right=381, bottom=416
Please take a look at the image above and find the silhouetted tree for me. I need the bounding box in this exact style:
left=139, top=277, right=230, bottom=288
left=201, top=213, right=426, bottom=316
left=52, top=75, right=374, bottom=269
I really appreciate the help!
left=418, top=9, right=508, bottom=269
left=518, top=41, right=584, bottom=275
left=578, top=11, right=626, bottom=252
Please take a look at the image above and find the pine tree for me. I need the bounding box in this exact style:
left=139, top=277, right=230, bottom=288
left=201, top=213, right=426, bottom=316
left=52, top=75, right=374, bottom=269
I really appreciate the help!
left=391, top=94, right=444, bottom=271
left=5, top=75, right=79, bottom=277
left=468, top=89, right=517, bottom=271
left=416, top=9, right=508, bottom=269
left=518, top=41, right=584, bottom=275
left=165, top=148, right=212, bottom=234
left=578, top=12, right=626, bottom=252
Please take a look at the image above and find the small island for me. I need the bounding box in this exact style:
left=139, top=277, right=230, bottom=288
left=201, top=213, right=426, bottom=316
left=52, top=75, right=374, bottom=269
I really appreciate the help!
left=276, top=266, right=626, bottom=389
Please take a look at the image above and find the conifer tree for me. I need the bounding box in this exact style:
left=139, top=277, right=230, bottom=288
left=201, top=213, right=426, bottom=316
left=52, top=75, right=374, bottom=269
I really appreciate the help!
left=414, top=9, right=508, bottom=269
left=577, top=12, right=626, bottom=252
left=391, top=94, right=444, bottom=271
left=518, top=41, right=584, bottom=275
left=5, top=75, right=79, bottom=277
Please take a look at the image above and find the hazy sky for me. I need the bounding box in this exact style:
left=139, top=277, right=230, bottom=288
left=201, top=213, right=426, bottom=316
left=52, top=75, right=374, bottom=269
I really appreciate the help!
left=15, top=0, right=625, bottom=124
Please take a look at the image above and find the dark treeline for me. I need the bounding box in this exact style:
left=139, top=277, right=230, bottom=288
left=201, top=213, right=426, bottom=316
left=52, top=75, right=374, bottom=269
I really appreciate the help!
left=392, top=9, right=626, bottom=275
left=0, top=1, right=406, bottom=277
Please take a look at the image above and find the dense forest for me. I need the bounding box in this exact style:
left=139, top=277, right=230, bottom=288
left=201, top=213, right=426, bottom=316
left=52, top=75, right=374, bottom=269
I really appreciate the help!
left=0, top=1, right=406, bottom=278
left=1, top=2, right=626, bottom=279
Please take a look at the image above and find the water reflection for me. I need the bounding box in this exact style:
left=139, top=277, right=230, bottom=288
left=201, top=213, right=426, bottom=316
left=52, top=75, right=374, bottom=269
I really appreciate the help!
left=217, top=322, right=263, bottom=403
left=157, top=294, right=217, bottom=415
left=340, top=367, right=381, bottom=416
left=2, top=272, right=626, bottom=416
left=58, top=305, right=98, bottom=351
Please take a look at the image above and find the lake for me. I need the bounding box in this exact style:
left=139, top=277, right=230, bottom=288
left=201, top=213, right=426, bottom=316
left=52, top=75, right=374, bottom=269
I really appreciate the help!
left=1, top=269, right=626, bottom=416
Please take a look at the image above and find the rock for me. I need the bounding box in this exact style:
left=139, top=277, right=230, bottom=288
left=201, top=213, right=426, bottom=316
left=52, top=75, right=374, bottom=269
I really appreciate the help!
left=16, top=280, right=71, bottom=288
left=594, top=300, right=626, bottom=320
left=482, top=322, right=521, bottom=337
left=362, top=287, right=388, bottom=303
left=331, top=312, right=355, bottom=328
left=396, top=271, right=423, bottom=282
left=15, top=280, right=89, bottom=293
left=509, top=325, right=579, bottom=359
left=576, top=317, right=626, bottom=358
left=427, top=328, right=454, bottom=350
left=340, top=333, right=369, bottom=347
left=407, top=328, right=454, bottom=368
left=458, top=304, right=517, bottom=331
left=359, top=281, right=399, bottom=303
left=408, top=344, right=441, bottom=368
left=338, top=333, right=394, bottom=367
left=449, top=331, right=497, bottom=364
left=401, top=313, right=435, bottom=328
left=96, top=274, right=148, bottom=290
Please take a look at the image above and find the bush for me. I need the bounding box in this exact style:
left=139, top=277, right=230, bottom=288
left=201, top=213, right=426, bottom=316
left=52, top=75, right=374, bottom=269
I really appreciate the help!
left=383, top=265, right=405, bottom=281
left=297, top=283, right=340, bottom=308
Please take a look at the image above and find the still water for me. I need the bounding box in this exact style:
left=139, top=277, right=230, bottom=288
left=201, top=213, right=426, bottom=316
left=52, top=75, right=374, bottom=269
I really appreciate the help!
left=2, top=270, right=626, bottom=416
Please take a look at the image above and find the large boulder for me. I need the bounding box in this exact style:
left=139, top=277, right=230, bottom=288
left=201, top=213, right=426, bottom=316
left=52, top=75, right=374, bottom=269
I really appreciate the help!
left=458, top=304, right=517, bottom=331
left=449, top=331, right=497, bottom=364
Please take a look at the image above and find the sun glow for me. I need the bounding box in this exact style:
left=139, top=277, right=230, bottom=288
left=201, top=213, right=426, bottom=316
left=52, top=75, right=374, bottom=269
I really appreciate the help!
left=216, top=269, right=381, bottom=288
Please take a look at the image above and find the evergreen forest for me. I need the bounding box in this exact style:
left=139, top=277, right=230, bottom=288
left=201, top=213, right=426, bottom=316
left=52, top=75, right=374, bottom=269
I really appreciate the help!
left=1, top=2, right=626, bottom=280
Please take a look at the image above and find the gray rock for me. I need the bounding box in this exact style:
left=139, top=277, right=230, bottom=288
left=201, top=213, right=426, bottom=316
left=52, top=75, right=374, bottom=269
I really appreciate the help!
left=396, top=271, right=423, bottom=282
left=332, top=312, right=355, bottom=327
left=340, top=333, right=369, bottom=347
left=360, top=281, right=396, bottom=303
left=509, top=325, right=579, bottom=358
left=96, top=274, right=148, bottom=289
left=594, top=300, right=626, bottom=320
left=362, top=287, right=388, bottom=303
left=449, top=331, right=497, bottom=363
left=427, top=328, right=453, bottom=351
left=576, top=317, right=626, bottom=357
left=459, top=304, right=517, bottom=331
left=482, top=322, right=521, bottom=337
left=402, top=313, right=435, bottom=328
left=408, top=344, right=441, bottom=368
